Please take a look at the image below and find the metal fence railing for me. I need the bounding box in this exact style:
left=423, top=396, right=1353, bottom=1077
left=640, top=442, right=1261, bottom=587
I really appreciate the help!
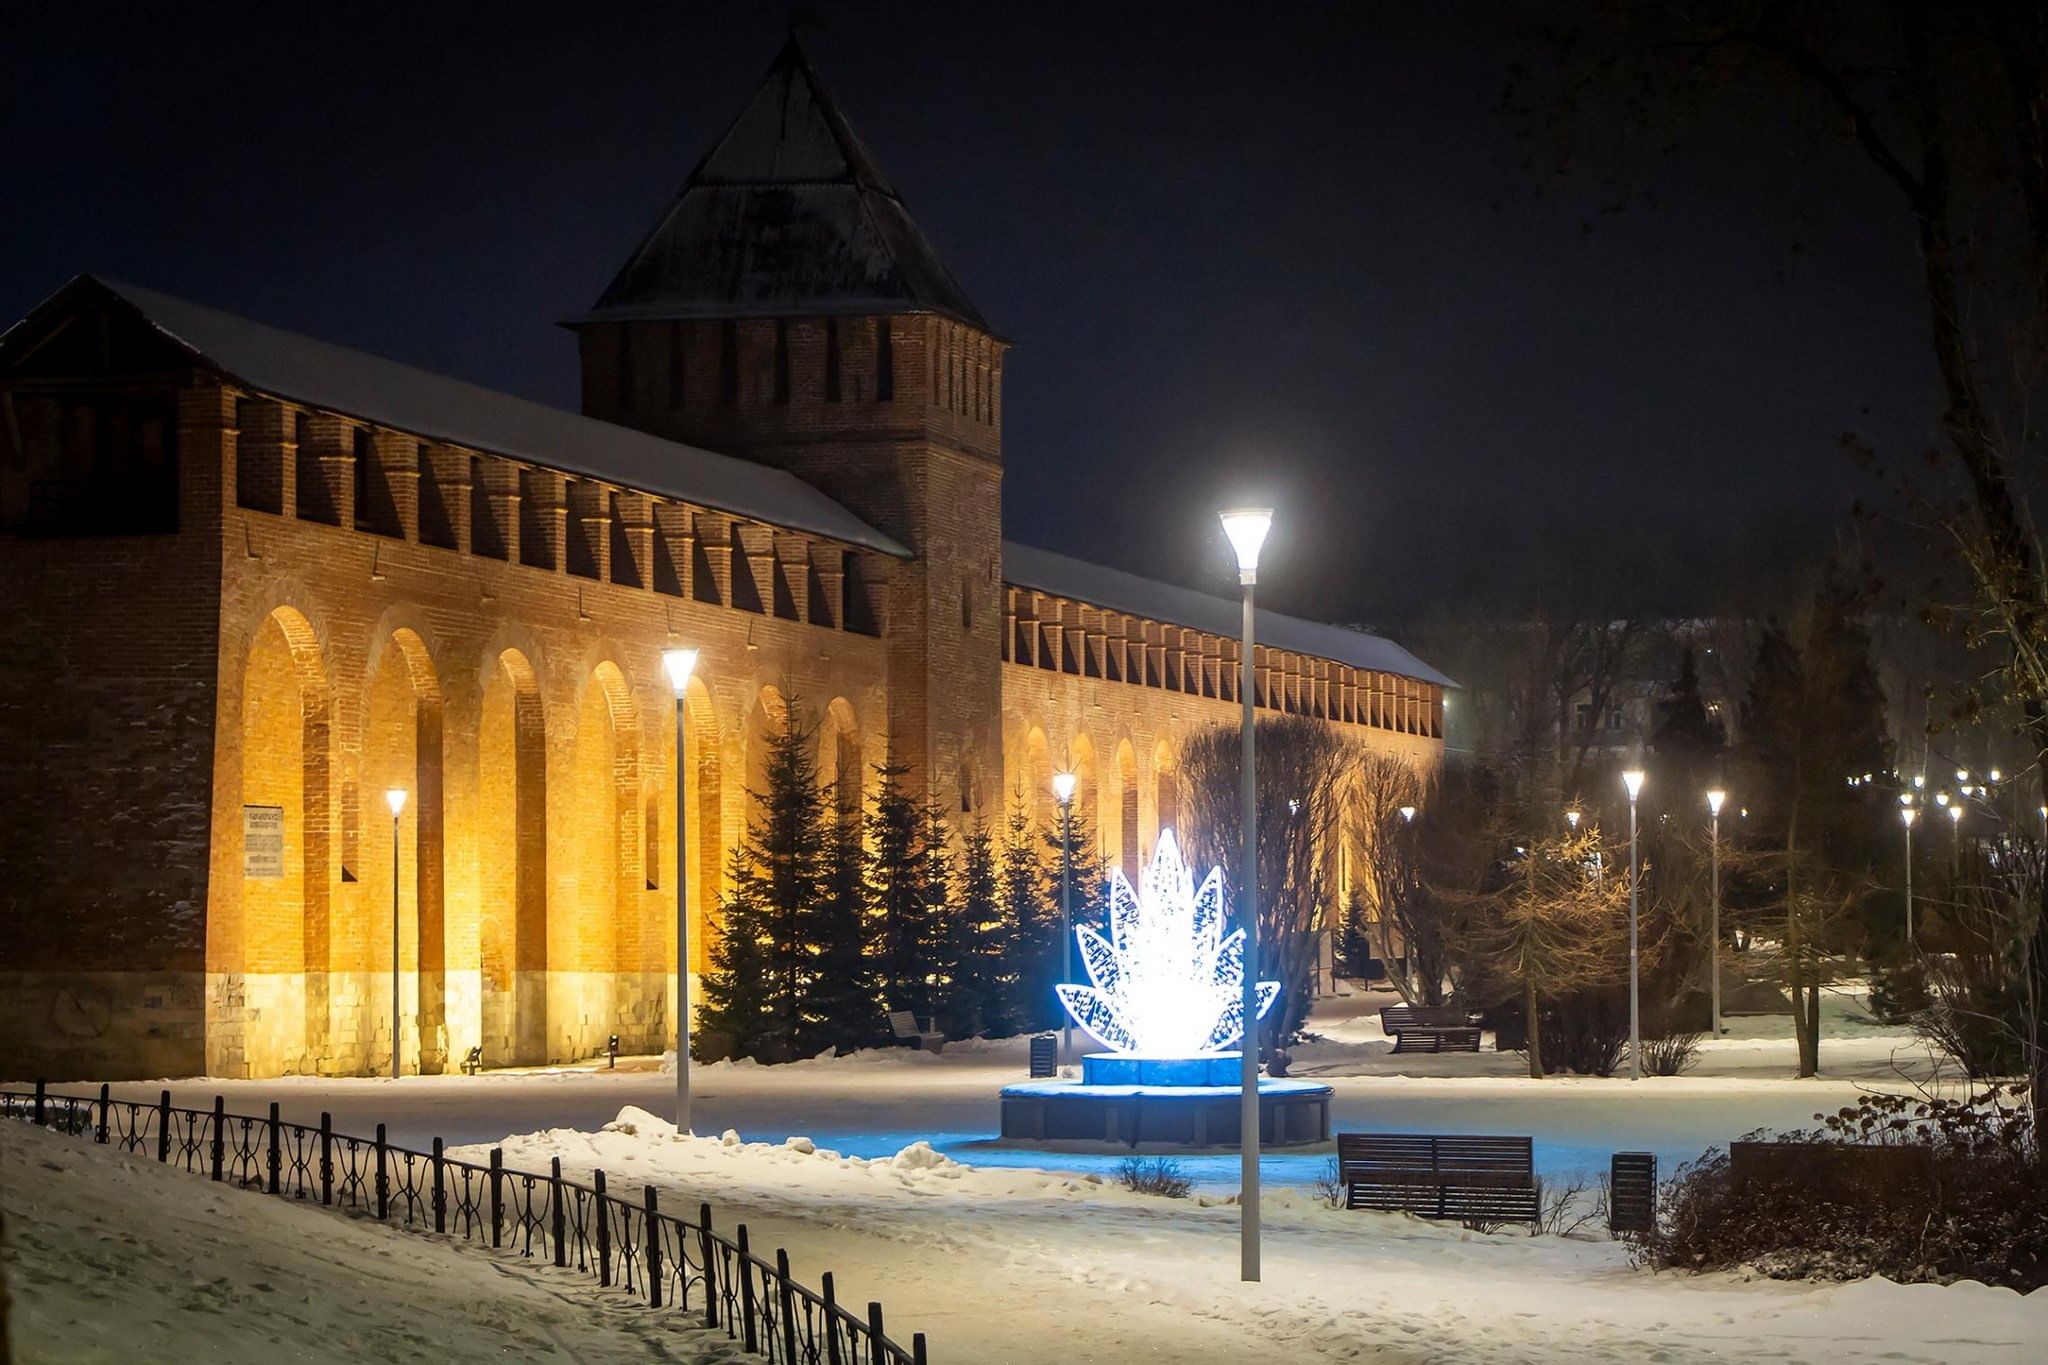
left=4, top=1081, right=927, bottom=1365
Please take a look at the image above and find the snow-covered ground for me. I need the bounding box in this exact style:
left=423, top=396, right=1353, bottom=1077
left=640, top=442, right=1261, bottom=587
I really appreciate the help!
left=0, top=1116, right=743, bottom=1363
left=451, top=1102, right=2043, bottom=1364
left=35, top=982, right=2039, bottom=1362
left=88, top=981, right=1959, bottom=1190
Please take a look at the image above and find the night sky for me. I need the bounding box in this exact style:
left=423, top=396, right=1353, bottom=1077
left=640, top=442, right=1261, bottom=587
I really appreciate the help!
left=1, top=2, right=1937, bottom=627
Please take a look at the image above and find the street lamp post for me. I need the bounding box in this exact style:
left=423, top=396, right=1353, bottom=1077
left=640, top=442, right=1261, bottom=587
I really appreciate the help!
left=1051, top=771, right=1078, bottom=1073
left=1706, top=789, right=1725, bottom=1036
left=385, top=786, right=408, bottom=1080
left=1220, top=506, right=1272, bottom=1285
left=1621, top=768, right=1645, bottom=1080
left=1900, top=802, right=1917, bottom=944
left=662, top=647, right=700, bottom=1133
left=1949, top=800, right=1963, bottom=874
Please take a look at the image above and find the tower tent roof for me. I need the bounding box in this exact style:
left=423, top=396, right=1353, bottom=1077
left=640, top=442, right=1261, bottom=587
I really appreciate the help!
left=577, top=37, right=994, bottom=334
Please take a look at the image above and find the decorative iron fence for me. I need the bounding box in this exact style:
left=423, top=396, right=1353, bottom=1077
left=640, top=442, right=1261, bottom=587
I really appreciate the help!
left=4, top=1081, right=927, bottom=1365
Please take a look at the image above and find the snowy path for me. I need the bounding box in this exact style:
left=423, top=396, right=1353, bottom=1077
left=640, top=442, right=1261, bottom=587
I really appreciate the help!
left=0, top=1118, right=744, bottom=1363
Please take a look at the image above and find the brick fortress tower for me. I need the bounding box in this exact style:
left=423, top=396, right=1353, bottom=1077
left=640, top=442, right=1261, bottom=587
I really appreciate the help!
left=569, top=37, right=1005, bottom=814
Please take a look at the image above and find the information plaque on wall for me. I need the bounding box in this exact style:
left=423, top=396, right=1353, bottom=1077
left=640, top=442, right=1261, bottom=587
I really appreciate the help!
left=244, top=804, right=285, bottom=878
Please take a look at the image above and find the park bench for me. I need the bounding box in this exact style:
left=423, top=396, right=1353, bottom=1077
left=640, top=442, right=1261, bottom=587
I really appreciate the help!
left=888, top=1011, right=946, bottom=1054
left=1338, top=1132, right=1539, bottom=1222
left=1380, top=1004, right=1481, bottom=1053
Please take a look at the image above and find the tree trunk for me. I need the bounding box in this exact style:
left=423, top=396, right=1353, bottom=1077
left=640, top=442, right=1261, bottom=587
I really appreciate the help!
left=1525, top=975, right=1544, bottom=1079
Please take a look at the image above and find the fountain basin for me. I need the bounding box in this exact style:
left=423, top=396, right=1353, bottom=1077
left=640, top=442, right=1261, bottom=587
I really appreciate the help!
left=1000, top=1058, right=1331, bottom=1149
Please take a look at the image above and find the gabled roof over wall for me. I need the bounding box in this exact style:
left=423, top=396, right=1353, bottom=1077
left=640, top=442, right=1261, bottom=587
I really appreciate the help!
left=575, top=37, right=992, bottom=332
left=3, top=275, right=909, bottom=557
left=1002, top=541, right=1455, bottom=688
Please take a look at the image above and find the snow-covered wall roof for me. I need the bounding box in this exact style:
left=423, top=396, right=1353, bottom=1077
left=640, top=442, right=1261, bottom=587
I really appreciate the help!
left=73, top=276, right=910, bottom=557
left=1002, top=541, right=1455, bottom=688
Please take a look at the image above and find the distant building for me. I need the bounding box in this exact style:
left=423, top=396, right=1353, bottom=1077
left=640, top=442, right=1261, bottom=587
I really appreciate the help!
left=0, top=38, right=1446, bottom=1079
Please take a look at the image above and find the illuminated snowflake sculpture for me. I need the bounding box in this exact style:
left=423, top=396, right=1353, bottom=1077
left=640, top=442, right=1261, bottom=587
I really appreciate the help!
left=1056, top=830, right=1280, bottom=1056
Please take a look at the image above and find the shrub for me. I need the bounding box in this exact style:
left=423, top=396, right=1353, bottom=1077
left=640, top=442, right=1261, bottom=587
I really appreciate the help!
left=1867, top=958, right=1930, bottom=1024
left=1309, top=1156, right=1344, bottom=1209
left=1532, top=1175, right=1601, bottom=1238
left=1116, top=1156, right=1192, bottom=1199
left=1636, top=1029, right=1702, bottom=1076
left=1651, top=1087, right=2048, bottom=1290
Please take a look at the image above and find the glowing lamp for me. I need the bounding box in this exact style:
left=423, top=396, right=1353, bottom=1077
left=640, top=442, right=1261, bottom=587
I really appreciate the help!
left=1565, top=808, right=1580, bottom=829
left=1051, top=771, right=1078, bottom=805
left=1621, top=769, right=1646, bottom=802
left=1218, top=508, right=1274, bottom=584
left=1057, top=831, right=1278, bottom=1056
left=1398, top=805, right=1416, bottom=823
left=1949, top=804, right=1964, bottom=825
left=661, top=647, right=700, bottom=695
left=1901, top=806, right=1917, bottom=828
left=1706, top=789, right=1726, bottom=816
left=385, top=787, right=407, bottom=817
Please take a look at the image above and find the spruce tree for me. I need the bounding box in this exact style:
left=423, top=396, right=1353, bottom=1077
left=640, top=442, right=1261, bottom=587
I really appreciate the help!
left=998, top=798, right=1058, bottom=1030
left=1653, top=645, right=1727, bottom=803
left=744, top=702, right=827, bottom=1062
left=936, top=821, right=1006, bottom=1039
left=1039, top=804, right=1109, bottom=1029
left=866, top=761, right=940, bottom=1019
left=806, top=809, right=880, bottom=1054
left=694, top=848, right=774, bottom=1060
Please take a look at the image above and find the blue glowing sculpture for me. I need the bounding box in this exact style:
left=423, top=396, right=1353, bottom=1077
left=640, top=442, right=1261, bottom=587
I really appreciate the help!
left=1055, top=830, right=1280, bottom=1056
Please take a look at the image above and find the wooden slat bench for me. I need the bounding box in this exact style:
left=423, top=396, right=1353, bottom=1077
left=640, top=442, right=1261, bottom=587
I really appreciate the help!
left=1339, top=1132, right=1539, bottom=1222
left=888, top=1011, right=946, bottom=1053
left=1379, top=1004, right=1482, bottom=1053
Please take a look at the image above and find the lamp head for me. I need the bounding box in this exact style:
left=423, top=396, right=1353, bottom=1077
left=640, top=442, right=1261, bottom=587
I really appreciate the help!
left=661, top=647, right=700, bottom=695
left=1218, top=507, right=1274, bottom=583
left=1565, top=808, right=1580, bottom=829
left=385, top=787, right=408, bottom=817
left=1901, top=806, right=1917, bottom=828
left=1935, top=791, right=1950, bottom=806
left=1398, top=805, right=1416, bottom=823
left=1621, top=769, right=1646, bottom=801
left=1706, top=789, right=1726, bottom=816
left=1949, top=803, right=1964, bottom=824
left=1051, top=771, right=1078, bottom=805
left=1989, top=768, right=2002, bottom=783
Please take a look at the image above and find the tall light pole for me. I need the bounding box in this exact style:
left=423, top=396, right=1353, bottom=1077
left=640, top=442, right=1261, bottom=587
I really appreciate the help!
left=1706, top=788, right=1725, bottom=1036
left=1051, top=770, right=1079, bottom=1072
left=1899, top=801, right=1917, bottom=944
left=1220, top=505, right=1272, bottom=1285
left=385, top=786, right=408, bottom=1080
left=662, top=646, right=700, bottom=1133
left=1949, top=800, right=1963, bottom=873
left=1621, top=768, right=1645, bottom=1080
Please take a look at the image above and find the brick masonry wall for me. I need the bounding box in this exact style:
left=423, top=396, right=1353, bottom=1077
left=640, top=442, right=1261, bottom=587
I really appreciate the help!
left=0, top=382, right=226, bottom=1079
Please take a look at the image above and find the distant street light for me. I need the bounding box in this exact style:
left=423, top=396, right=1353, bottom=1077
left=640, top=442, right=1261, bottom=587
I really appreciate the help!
left=1219, top=504, right=1272, bottom=1286
left=662, top=646, right=700, bottom=1133
left=1621, top=768, right=1646, bottom=1080
left=1706, top=789, right=1726, bottom=1036
left=1399, top=805, right=1417, bottom=824
left=385, top=786, right=408, bottom=1081
left=1565, top=808, right=1580, bottom=831
left=1051, top=770, right=1079, bottom=1074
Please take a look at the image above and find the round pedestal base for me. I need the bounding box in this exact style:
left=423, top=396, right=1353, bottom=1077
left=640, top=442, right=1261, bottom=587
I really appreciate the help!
left=998, top=1076, right=1331, bottom=1149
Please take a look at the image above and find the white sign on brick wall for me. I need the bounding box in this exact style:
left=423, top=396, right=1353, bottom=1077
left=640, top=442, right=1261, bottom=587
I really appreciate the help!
left=244, top=804, right=285, bottom=878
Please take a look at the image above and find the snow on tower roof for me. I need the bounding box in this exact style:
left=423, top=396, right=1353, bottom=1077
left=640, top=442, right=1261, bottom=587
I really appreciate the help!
left=573, top=35, right=993, bottom=333
left=1002, top=541, right=1455, bottom=688
left=41, top=275, right=909, bottom=557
